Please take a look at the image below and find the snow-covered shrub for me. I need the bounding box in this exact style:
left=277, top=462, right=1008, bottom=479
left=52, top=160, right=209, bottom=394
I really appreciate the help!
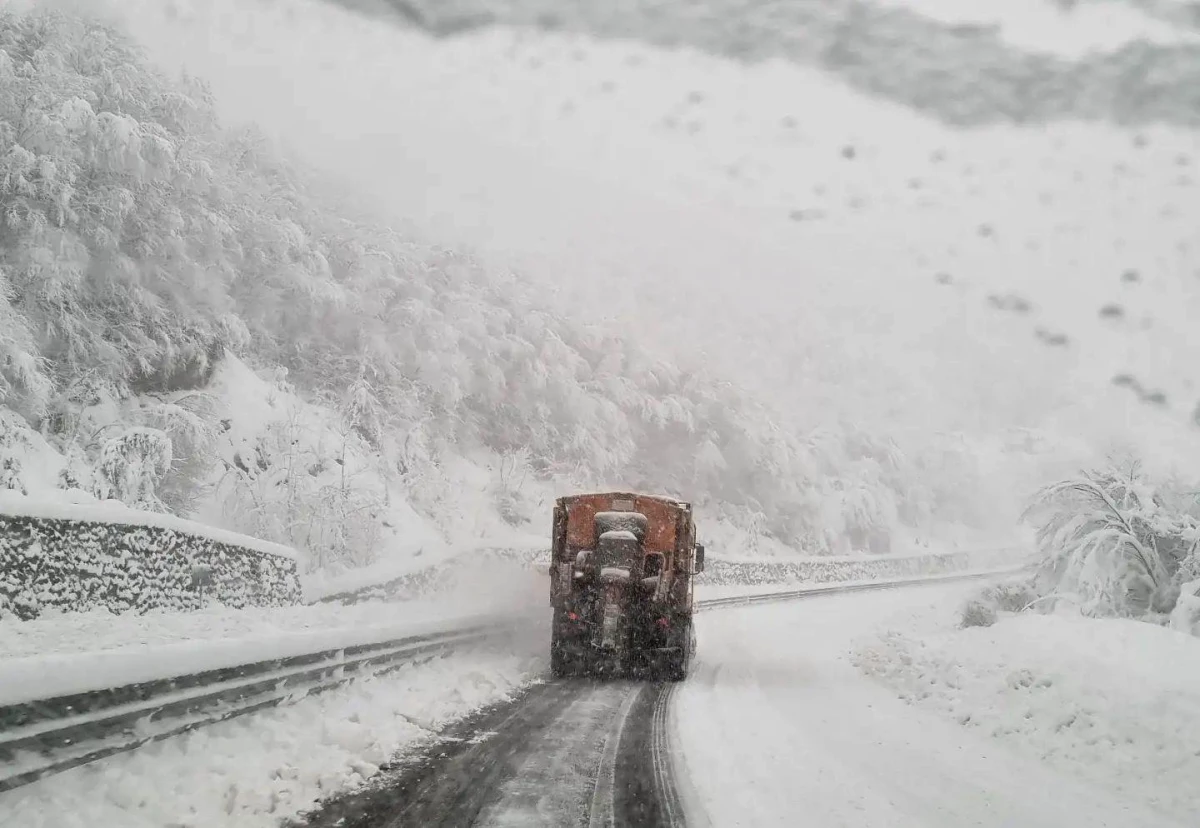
left=0, top=266, right=52, bottom=422
left=1023, top=466, right=1200, bottom=618
left=959, top=598, right=997, bottom=628
left=55, top=442, right=96, bottom=498
left=216, top=405, right=385, bottom=573
left=1170, top=580, right=1200, bottom=636
left=141, top=396, right=218, bottom=515
left=92, top=427, right=173, bottom=512
left=0, top=410, right=31, bottom=495
left=493, top=447, right=534, bottom=527
left=981, top=576, right=1039, bottom=613
left=958, top=575, right=1038, bottom=627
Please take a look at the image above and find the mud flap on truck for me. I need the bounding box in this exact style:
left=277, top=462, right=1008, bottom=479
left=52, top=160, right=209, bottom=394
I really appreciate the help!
left=657, top=619, right=694, bottom=682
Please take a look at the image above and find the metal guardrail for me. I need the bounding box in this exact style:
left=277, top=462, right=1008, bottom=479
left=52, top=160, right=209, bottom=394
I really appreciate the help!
left=0, top=564, right=1028, bottom=793
left=0, top=623, right=512, bottom=793
left=695, top=565, right=1033, bottom=612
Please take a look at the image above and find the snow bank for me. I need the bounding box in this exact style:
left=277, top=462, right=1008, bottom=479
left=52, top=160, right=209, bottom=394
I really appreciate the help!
left=854, top=606, right=1200, bottom=822
left=0, top=645, right=542, bottom=828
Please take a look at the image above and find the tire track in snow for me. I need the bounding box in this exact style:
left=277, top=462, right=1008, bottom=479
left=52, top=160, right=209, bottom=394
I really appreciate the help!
left=587, top=684, right=643, bottom=828
left=611, top=683, right=687, bottom=828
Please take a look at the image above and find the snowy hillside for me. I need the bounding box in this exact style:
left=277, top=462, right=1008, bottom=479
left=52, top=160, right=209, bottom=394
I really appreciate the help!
left=4, top=0, right=1199, bottom=580
left=0, top=2, right=1001, bottom=584
left=97, top=6, right=1200, bottom=440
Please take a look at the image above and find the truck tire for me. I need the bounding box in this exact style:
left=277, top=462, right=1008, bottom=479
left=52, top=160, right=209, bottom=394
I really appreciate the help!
left=663, top=621, right=693, bottom=682
left=551, top=640, right=572, bottom=677
left=551, top=609, right=583, bottom=678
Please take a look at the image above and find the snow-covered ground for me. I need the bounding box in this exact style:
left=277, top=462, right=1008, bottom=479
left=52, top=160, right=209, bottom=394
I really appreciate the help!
left=854, top=594, right=1200, bottom=822
left=2, top=0, right=1197, bottom=822
left=2, top=573, right=1192, bottom=826
left=0, top=642, right=544, bottom=828
left=676, top=581, right=1199, bottom=826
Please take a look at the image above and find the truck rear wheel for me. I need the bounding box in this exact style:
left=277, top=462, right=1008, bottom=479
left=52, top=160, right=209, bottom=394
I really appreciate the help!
left=551, top=609, right=584, bottom=678
left=551, top=640, right=572, bottom=677
left=662, top=651, right=686, bottom=682
left=663, top=621, right=693, bottom=682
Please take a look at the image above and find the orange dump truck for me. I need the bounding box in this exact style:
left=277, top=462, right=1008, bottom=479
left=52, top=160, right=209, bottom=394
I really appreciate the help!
left=549, top=492, right=706, bottom=681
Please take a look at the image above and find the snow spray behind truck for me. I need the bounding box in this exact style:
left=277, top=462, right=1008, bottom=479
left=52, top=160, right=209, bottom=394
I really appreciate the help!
left=549, top=492, right=706, bottom=681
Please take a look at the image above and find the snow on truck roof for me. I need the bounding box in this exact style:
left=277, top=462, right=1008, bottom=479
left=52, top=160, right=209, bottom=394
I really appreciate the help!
left=595, top=511, right=648, bottom=523
left=599, top=529, right=639, bottom=542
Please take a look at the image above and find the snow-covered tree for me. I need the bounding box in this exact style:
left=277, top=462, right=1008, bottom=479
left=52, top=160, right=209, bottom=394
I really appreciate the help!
left=1024, top=465, right=1200, bottom=617
left=56, top=441, right=93, bottom=493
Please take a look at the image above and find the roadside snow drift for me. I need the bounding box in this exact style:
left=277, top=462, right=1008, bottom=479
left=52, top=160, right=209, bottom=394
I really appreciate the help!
left=677, top=582, right=1194, bottom=827
left=0, top=644, right=543, bottom=828
left=854, top=605, right=1200, bottom=822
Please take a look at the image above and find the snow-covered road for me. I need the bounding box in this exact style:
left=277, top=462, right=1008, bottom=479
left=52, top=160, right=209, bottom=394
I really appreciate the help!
left=674, top=582, right=1188, bottom=828
left=8, top=574, right=1193, bottom=827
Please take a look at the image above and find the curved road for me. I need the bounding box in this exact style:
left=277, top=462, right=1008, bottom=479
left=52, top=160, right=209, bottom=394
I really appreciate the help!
left=294, top=579, right=1186, bottom=828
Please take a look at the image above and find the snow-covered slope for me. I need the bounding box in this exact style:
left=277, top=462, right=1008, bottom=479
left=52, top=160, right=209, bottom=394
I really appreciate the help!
left=7, top=0, right=1198, bottom=582
left=679, top=581, right=1199, bottom=826
left=0, top=0, right=1037, bottom=584
left=85, top=0, right=1200, bottom=457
